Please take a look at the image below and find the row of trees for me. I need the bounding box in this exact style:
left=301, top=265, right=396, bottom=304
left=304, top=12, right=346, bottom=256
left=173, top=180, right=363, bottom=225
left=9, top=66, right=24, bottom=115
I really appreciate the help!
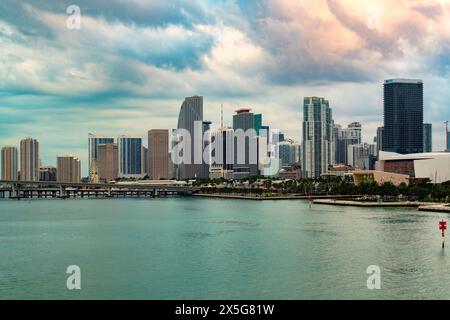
left=196, top=176, right=450, bottom=203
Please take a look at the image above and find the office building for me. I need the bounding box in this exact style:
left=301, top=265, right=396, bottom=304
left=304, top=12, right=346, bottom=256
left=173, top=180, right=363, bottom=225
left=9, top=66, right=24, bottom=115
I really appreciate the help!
left=143, top=147, right=148, bottom=176
left=118, top=136, right=144, bottom=178
left=1, top=146, right=18, bottom=181
left=348, top=143, right=377, bottom=170
left=278, top=140, right=301, bottom=167
left=175, top=96, right=205, bottom=180
left=20, top=138, right=40, bottom=181
left=302, top=97, right=335, bottom=178
left=39, top=166, right=57, bottom=182
left=254, top=114, right=262, bottom=135
left=447, top=131, right=450, bottom=152
left=334, top=122, right=362, bottom=165
left=88, top=134, right=114, bottom=179
left=423, top=123, right=432, bottom=153
left=98, top=142, right=119, bottom=181
left=233, top=108, right=259, bottom=177
left=148, top=129, right=169, bottom=180
left=376, top=126, right=384, bottom=158
left=383, top=79, right=424, bottom=154
left=57, top=155, right=81, bottom=183
left=202, top=122, right=211, bottom=180
left=272, top=132, right=285, bottom=144
left=210, top=128, right=234, bottom=168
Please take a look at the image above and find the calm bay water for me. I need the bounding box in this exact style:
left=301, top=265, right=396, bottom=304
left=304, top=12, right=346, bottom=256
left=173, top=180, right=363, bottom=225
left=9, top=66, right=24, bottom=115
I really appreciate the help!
left=0, top=197, right=449, bottom=300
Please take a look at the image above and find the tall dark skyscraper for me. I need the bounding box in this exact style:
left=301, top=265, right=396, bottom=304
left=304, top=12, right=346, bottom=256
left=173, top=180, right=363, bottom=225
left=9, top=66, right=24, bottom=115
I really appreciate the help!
left=423, top=123, right=432, bottom=153
left=233, top=108, right=259, bottom=177
left=383, top=79, right=424, bottom=154
left=175, top=96, right=206, bottom=180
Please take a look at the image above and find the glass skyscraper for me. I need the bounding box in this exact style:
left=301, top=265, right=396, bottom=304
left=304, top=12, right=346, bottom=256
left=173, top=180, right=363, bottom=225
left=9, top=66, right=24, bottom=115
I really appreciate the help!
left=118, top=136, right=144, bottom=178
left=233, top=108, right=259, bottom=177
left=88, top=134, right=114, bottom=177
left=254, top=114, right=262, bottom=135
left=423, top=123, right=432, bottom=153
left=447, top=131, right=450, bottom=152
left=383, top=79, right=423, bottom=154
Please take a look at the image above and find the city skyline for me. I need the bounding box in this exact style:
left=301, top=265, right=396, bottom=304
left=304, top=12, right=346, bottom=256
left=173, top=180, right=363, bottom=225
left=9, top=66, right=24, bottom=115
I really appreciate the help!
left=1, top=1, right=450, bottom=174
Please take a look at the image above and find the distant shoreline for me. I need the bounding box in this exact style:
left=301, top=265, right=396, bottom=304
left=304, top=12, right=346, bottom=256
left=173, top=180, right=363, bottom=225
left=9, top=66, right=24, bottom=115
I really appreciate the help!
left=195, top=194, right=450, bottom=212
left=196, top=193, right=358, bottom=201
left=313, top=199, right=450, bottom=213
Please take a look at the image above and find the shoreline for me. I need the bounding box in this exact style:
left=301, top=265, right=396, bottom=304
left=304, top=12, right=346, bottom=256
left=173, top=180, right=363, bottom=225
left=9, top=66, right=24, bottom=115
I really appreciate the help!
left=194, top=193, right=359, bottom=201
left=196, top=194, right=450, bottom=213
left=313, top=199, right=450, bottom=213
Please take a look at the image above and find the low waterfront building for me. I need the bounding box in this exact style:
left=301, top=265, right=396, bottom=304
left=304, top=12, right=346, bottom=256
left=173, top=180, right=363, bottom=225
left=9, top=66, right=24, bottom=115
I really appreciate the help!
left=278, top=165, right=302, bottom=180
left=377, top=151, right=450, bottom=183
left=209, top=165, right=234, bottom=180
left=353, top=170, right=410, bottom=186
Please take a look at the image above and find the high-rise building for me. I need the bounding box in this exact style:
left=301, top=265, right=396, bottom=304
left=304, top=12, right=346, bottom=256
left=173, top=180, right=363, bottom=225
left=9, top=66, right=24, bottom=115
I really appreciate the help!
left=57, top=155, right=81, bottom=183
left=88, top=134, right=114, bottom=179
left=39, top=166, right=57, bottom=182
left=147, top=129, right=169, bottom=180
left=278, top=140, right=301, bottom=167
left=143, top=147, right=148, bottom=176
left=210, top=128, right=234, bottom=178
left=447, top=132, right=450, bottom=152
left=302, top=97, right=334, bottom=178
left=447, top=121, right=450, bottom=151
left=175, top=96, right=205, bottom=180
left=334, top=122, right=362, bottom=165
left=423, top=123, right=432, bottom=153
left=348, top=143, right=377, bottom=170
left=20, top=138, right=39, bottom=181
left=118, top=136, right=144, bottom=178
left=202, top=122, right=211, bottom=180
left=254, top=114, right=263, bottom=135
left=1, top=146, right=18, bottom=180
left=272, top=132, right=285, bottom=144
left=233, top=108, right=259, bottom=177
left=383, top=79, right=424, bottom=154
left=376, top=126, right=384, bottom=158
left=98, top=142, right=118, bottom=181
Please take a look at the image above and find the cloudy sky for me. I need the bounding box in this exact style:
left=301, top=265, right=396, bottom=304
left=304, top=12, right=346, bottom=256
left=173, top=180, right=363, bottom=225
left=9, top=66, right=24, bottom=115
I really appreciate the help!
left=1, top=0, right=450, bottom=175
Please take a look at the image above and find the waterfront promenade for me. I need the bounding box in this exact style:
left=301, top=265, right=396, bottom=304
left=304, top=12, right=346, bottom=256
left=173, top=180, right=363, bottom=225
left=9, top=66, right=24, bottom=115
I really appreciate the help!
left=195, top=193, right=361, bottom=201
left=313, top=199, right=450, bottom=213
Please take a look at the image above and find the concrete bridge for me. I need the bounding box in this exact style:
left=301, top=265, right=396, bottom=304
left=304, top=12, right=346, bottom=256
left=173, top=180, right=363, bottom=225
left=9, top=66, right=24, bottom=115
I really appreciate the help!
left=0, top=180, right=200, bottom=200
